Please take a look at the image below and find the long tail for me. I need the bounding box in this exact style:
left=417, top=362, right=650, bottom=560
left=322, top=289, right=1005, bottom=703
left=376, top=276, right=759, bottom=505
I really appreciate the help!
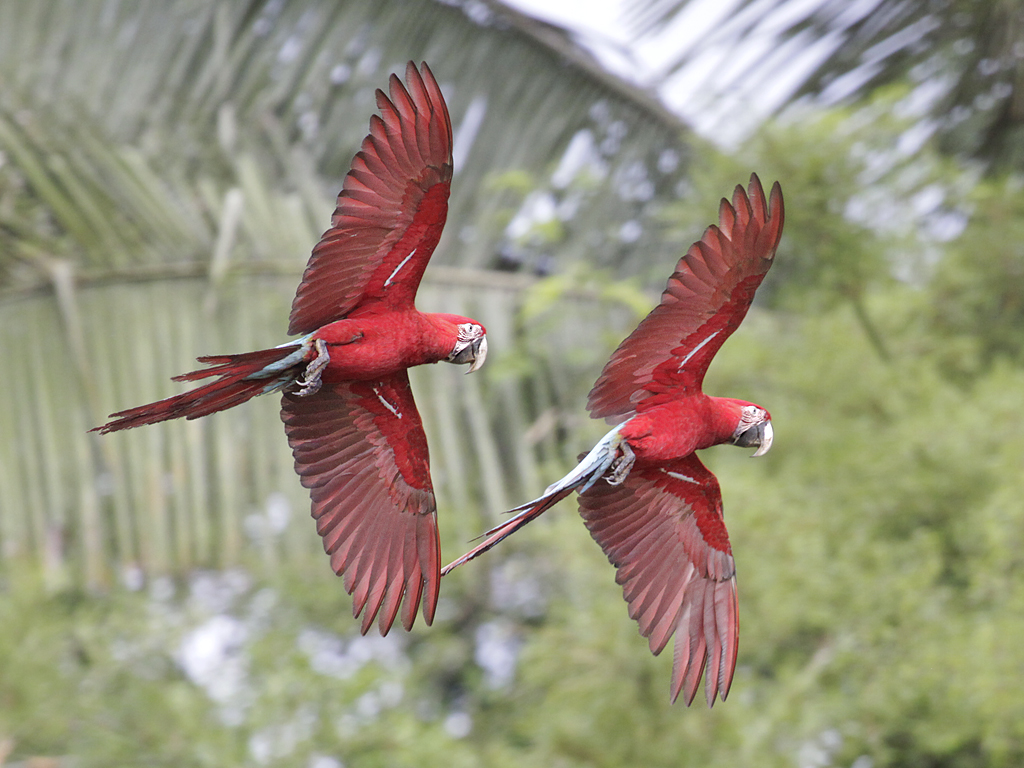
left=93, top=340, right=312, bottom=433
left=441, top=487, right=575, bottom=575
left=441, top=424, right=628, bottom=575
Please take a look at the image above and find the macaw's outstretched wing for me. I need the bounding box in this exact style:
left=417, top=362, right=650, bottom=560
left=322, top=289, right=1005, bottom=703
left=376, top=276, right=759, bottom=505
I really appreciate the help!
left=587, top=175, right=784, bottom=423
left=288, top=61, right=453, bottom=335
left=578, top=454, right=738, bottom=707
left=281, top=373, right=441, bottom=634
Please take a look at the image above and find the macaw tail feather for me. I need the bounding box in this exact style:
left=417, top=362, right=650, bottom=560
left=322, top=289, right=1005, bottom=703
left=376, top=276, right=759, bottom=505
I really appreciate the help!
left=441, top=424, right=628, bottom=575
left=440, top=487, right=575, bottom=576
left=93, top=340, right=312, bottom=433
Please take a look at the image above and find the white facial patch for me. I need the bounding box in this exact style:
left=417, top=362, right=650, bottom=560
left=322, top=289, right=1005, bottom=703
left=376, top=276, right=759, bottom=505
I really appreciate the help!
left=735, top=405, right=766, bottom=434
left=458, top=323, right=483, bottom=343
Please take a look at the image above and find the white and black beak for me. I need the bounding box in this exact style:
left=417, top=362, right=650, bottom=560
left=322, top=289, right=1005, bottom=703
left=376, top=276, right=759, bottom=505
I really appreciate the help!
left=732, top=419, right=773, bottom=457
left=452, top=336, right=487, bottom=372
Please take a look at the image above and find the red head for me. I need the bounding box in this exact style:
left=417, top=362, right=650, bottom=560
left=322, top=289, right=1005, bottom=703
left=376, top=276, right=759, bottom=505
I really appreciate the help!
left=713, top=397, right=773, bottom=457
left=432, top=313, right=488, bottom=373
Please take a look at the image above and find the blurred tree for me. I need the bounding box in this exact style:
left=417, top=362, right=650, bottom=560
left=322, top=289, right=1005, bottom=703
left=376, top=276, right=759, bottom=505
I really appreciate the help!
left=654, top=87, right=969, bottom=362
left=626, top=0, right=1024, bottom=171
left=927, top=175, right=1024, bottom=376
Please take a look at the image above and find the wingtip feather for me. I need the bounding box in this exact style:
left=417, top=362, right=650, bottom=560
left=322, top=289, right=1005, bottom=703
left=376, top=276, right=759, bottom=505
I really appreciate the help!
left=419, top=512, right=441, bottom=626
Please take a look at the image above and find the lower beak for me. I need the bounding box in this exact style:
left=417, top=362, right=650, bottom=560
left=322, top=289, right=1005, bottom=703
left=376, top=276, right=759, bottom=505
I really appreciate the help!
left=466, top=336, right=488, bottom=373
left=751, top=421, right=773, bottom=457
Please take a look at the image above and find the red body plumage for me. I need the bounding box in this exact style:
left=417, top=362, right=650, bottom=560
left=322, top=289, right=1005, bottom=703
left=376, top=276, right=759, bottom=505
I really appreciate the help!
left=95, top=63, right=488, bottom=635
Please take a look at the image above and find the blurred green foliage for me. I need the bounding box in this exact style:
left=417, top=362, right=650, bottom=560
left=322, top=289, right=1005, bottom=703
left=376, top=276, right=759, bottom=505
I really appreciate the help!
left=928, top=175, right=1024, bottom=376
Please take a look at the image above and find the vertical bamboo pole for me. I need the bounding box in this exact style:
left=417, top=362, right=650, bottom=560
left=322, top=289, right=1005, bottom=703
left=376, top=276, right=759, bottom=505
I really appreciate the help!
left=14, top=333, right=49, bottom=575
left=161, top=303, right=190, bottom=574
left=422, top=366, right=474, bottom=542
left=73, top=413, right=106, bottom=589
left=214, top=413, right=242, bottom=568
left=185, top=418, right=212, bottom=566
left=0, top=305, right=32, bottom=561
left=89, top=285, right=139, bottom=573
left=27, top=314, right=69, bottom=588
left=460, top=372, right=508, bottom=517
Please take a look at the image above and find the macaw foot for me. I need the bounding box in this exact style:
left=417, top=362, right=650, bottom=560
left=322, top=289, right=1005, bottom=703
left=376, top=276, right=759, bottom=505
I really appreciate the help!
left=606, top=440, right=635, bottom=485
left=295, top=338, right=329, bottom=396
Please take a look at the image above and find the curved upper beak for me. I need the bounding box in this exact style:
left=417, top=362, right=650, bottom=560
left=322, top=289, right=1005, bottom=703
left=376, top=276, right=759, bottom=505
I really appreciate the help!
left=465, top=336, right=487, bottom=374
left=750, top=420, right=773, bottom=457
left=734, top=420, right=773, bottom=457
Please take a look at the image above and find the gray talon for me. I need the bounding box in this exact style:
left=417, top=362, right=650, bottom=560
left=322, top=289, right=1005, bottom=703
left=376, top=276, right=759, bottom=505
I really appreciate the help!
left=295, top=338, right=329, bottom=396
left=606, top=441, right=635, bottom=485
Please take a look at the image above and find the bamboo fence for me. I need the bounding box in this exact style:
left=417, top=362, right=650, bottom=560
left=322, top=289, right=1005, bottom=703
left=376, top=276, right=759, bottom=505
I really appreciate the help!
left=0, top=267, right=642, bottom=591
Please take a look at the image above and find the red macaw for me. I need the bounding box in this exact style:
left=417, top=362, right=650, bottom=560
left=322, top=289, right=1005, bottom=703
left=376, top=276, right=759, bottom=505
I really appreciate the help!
left=95, top=62, right=487, bottom=636
left=442, top=175, right=784, bottom=706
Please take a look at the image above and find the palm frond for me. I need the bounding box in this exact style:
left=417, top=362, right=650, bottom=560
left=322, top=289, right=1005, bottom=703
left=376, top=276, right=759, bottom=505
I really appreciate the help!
left=623, top=0, right=1024, bottom=168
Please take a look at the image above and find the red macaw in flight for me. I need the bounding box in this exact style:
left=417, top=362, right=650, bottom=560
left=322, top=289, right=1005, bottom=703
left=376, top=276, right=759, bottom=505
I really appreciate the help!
left=443, top=175, right=784, bottom=706
left=95, top=62, right=487, bottom=636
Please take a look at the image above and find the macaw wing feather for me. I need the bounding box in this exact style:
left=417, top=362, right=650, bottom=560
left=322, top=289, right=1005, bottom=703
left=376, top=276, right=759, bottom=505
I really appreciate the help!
left=281, top=373, right=440, bottom=634
left=587, top=175, right=784, bottom=422
left=288, top=61, right=453, bottom=335
left=578, top=454, right=738, bottom=707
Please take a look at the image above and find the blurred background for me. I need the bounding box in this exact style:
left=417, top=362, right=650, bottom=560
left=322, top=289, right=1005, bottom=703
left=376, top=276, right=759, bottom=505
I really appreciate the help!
left=2, top=0, right=1023, bottom=765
